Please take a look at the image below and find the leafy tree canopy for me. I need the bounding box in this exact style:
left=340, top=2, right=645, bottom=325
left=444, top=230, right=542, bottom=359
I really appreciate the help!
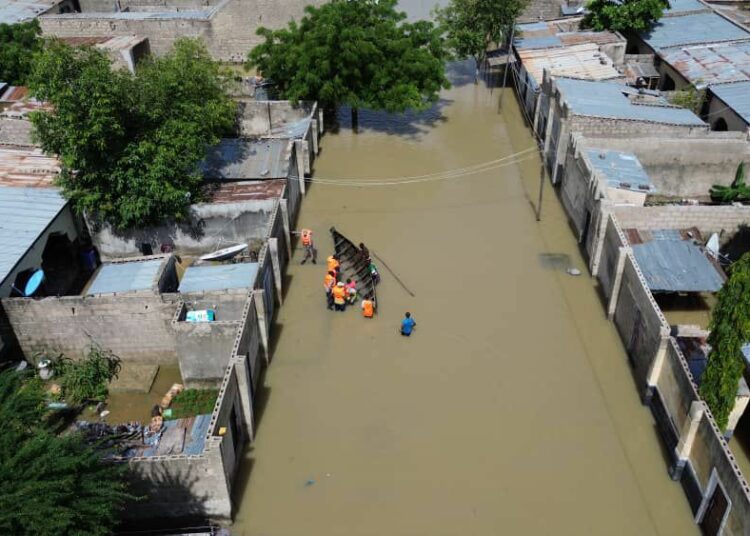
left=29, top=38, right=235, bottom=229
left=581, top=0, right=668, bottom=33
left=700, top=251, right=750, bottom=430
left=435, top=0, right=528, bottom=81
left=0, top=370, right=135, bottom=535
left=0, top=20, right=42, bottom=85
left=247, top=0, right=449, bottom=115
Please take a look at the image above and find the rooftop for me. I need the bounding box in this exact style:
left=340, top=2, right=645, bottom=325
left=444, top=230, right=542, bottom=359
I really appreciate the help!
left=518, top=43, right=622, bottom=86
left=0, top=146, right=60, bottom=188
left=202, top=179, right=286, bottom=204
left=639, top=11, right=750, bottom=51
left=664, top=0, right=709, bottom=15
left=662, top=41, right=750, bottom=87
left=86, top=258, right=165, bottom=295
left=710, top=81, right=750, bottom=124
left=0, top=0, right=61, bottom=24
left=555, top=78, right=706, bottom=125
left=58, top=35, right=148, bottom=52
left=201, top=139, right=292, bottom=180
left=0, top=84, right=30, bottom=103
left=586, top=149, right=656, bottom=193
left=0, top=185, right=67, bottom=286
left=514, top=21, right=622, bottom=50
left=178, top=263, right=258, bottom=293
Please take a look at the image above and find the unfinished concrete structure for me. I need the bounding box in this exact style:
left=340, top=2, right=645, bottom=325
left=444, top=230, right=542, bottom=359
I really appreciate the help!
left=39, top=0, right=326, bottom=62
left=58, top=35, right=151, bottom=73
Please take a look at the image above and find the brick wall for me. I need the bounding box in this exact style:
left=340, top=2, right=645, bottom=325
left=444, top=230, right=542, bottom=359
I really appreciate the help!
left=570, top=115, right=708, bottom=138
left=613, top=204, right=750, bottom=237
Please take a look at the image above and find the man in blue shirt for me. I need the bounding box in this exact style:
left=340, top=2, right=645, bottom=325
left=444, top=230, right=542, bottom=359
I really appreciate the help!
left=400, top=312, right=416, bottom=336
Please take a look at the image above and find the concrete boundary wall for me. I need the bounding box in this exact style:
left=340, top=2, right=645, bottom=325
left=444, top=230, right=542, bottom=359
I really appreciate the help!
left=613, top=204, right=750, bottom=238
left=594, top=214, right=627, bottom=303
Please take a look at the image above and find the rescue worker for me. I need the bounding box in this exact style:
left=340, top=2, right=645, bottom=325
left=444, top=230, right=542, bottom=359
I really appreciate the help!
left=361, top=295, right=376, bottom=318
left=345, top=278, right=358, bottom=304
left=327, top=254, right=341, bottom=279
left=332, top=281, right=347, bottom=311
left=324, top=271, right=336, bottom=310
left=293, top=228, right=317, bottom=265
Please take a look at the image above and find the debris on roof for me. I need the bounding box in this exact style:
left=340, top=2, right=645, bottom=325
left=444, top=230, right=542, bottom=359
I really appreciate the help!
left=586, top=149, right=656, bottom=193
left=201, top=139, right=292, bottom=180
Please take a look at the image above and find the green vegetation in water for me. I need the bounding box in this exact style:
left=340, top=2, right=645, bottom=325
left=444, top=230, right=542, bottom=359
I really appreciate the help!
left=700, top=251, right=750, bottom=430
left=0, top=369, right=136, bottom=535
left=711, top=162, right=749, bottom=203
left=46, top=346, right=122, bottom=406
left=167, top=389, right=219, bottom=419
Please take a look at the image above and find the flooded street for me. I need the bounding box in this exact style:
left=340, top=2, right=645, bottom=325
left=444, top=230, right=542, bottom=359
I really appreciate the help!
left=231, top=63, right=698, bottom=535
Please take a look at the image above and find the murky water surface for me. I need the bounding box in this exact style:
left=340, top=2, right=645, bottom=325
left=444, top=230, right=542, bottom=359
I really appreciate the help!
left=105, top=364, right=183, bottom=424
left=231, top=62, right=698, bottom=535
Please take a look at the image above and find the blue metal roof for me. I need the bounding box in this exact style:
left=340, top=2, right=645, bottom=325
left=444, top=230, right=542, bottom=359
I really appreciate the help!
left=666, top=0, right=708, bottom=13
left=662, top=42, right=750, bottom=87
left=640, top=12, right=750, bottom=51
left=586, top=149, right=656, bottom=192
left=555, top=78, right=706, bottom=125
left=514, top=35, right=563, bottom=50
left=517, top=21, right=550, bottom=32
left=631, top=240, right=725, bottom=292
left=178, top=263, right=258, bottom=293
left=86, top=259, right=164, bottom=295
left=0, top=186, right=67, bottom=287
left=710, top=81, right=750, bottom=124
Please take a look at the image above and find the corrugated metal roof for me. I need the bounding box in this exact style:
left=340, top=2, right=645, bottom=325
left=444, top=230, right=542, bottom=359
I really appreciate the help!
left=586, top=149, right=656, bottom=192
left=0, top=99, right=50, bottom=119
left=86, top=258, right=164, bottom=295
left=201, top=139, right=291, bottom=180
left=0, top=86, right=30, bottom=102
left=710, top=80, right=750, bottom=124
left=515, top=35, right=563, bottom=50
left=640, top=12, right=750, bottom=51
left=515, top=21, right=622, bottom=50
left=0, top=186, right=67, bottom=286
left=662, top=41, right=750, bottom=87
left=519, top=43, right=622, bottom=85
left=202, top=179, right=285, bottom=204
left=178, top=263, right=258, bottom=293
left=632, top=239, right=725, bottom=292
left=666, top=0, right=708, bottom=14
left=0, top=0, right=60, bottom=24
left=0, top=146, right=60, bottom=188
left=555, top=78, right=706, bottom=125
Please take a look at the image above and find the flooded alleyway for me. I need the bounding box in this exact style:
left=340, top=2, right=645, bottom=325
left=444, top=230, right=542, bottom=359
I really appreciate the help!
left=231, top=63, right=698, bottom=535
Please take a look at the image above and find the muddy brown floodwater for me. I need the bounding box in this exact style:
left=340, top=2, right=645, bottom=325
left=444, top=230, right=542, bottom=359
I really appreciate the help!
left=231, top=62, right=699, bottom=535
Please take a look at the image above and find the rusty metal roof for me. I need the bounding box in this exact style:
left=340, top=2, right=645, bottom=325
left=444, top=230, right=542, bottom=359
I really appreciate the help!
left=662, top=41, right=750, bottom=87
left=0, top=99, right=49, bottom=119
left=202, top=179, right=285, bottom=203
left=515, top=21, right=623, bottom=50
left=0, top=146, right=60, bottom=188
left=0, top=86, right=30, bottom=102
left=519, top=43, right=623, bottom=86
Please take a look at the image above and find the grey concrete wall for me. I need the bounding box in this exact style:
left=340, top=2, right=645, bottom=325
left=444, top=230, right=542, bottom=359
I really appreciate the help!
left=612, top=204, right=750, bottom=238
left=560, top=142, right=595, bottom=239
left=1, top=293, right=181, bottom=362
left=595, top=214, right=626, bottom=299
left=574, top=135, right=750, bottom=198
left=569, top=115, right=709, bottom=138
left=656, top=339, right=699, bottom=434
left=708, top=92, right=750, bottom=135
left=612, top=253, right=669, bottom=387
left=89, top=196, right=276, bottom=259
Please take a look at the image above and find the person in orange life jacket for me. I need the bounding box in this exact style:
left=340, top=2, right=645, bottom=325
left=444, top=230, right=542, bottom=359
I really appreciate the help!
left=292, top=228, right=317, bottom=264
left=327, top=254, right=341, bottom=279
left=332, top=281, right=347, bottom=311
left=345, top=278, right=358, bottom=304
left=324, top=271, right=336, bottom=310
left=361, top=295, right=376, bottom=318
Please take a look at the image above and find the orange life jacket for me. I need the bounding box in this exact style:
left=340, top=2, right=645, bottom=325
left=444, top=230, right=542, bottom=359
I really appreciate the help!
left=362, top=300, right=374, bottom=318
left=327, top=256, right=340, bottom=272
left=301, top=229, right=312, bottom=246
left=324, top=273, right=335, bottom=291
left=332, top=286, right=346, bottom=304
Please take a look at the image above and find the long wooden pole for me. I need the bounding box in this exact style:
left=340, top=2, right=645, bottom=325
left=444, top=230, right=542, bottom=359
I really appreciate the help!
left=371, top=250, right=416, bottom=297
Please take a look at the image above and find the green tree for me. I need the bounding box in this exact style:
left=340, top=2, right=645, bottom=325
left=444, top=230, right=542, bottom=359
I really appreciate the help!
left=435, top=0, right=528, bottom=83
left=0, top=370, right=135, bottom=535
left=700, top=252, right=750, bottom=430
left=711, top=162, right=750, bottom=203
left=247, top=0, right=449, bottom=125
left=0, top=20, right=42, bottom=85
left=581, top=0, right=669, bottom=32
left=29, top=38, right=235, bottom=229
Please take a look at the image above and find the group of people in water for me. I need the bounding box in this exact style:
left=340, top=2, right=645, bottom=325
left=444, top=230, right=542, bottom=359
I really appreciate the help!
left=295, top=228, right=415, bottom=334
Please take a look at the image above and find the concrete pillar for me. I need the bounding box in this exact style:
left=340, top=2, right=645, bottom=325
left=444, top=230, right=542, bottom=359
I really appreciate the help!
left=233, top=356, right=255, bottom=441
left=279, top=199, right=292, bottom=260
left=542, top=100, right=556, bottom=156
left=318, top=107, right=324, bottom=135
left=303, top=140, right=311, bottom=174
left=644, top=330, right=671, bottom=404
left=590, top=205, right=611, bottom=276
left=607, top=246, right=630, bottom=319
left=253, top=290, right=269, bottom=364
left=294, top=140, right=306, bottom=195
left=310, top=121, right=319, bottom=155
left=532, top=92, right=543, bottom=138
left=268, top=238, right=283, bottom=305
left=551, top=122, right=569, bottom=184
left=670, top=401, right=705, bottom=480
